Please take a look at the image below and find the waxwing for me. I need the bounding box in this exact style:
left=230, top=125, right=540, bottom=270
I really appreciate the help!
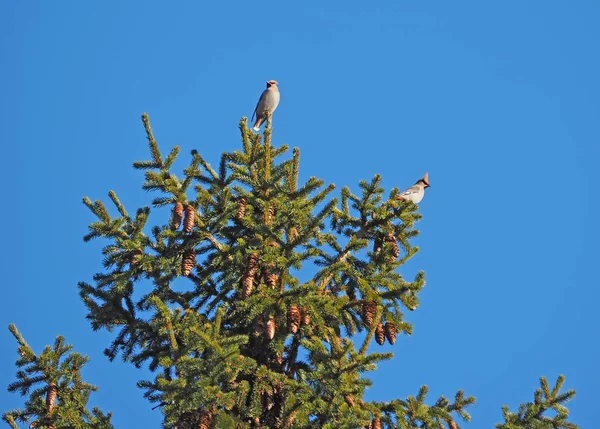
left=252, top=80, right=280, bottom=131
left=397, top=173, right=430, bottom=204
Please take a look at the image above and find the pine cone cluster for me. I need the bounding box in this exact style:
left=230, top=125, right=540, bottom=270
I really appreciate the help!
left=183, top=205, right=195, bottom=233
left=171, top=202, right=184, bottom=229
left=375, top=322, right=385, bottom=345
left=242, top=252, right=260, bottom=298
left=361, top=301, right=377, bottom=327
left=384, top=322, right=397, bottom=345
left=287, top=305, right=301, bottom=334
left=46, top=383, right=58, bottom=412
left=182, top=249, right=196, bottom=277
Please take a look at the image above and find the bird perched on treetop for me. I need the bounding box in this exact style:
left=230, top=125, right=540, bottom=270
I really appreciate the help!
left=252, top=80, right=280, bottom=131
left=397, top=173, right=430, bottom=204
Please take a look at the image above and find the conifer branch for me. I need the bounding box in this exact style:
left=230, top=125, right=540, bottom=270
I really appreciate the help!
left=141, top=112, right=163, bottom=169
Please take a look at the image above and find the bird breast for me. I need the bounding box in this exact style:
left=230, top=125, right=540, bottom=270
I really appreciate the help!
left=260, top=88, right=280, bottom=113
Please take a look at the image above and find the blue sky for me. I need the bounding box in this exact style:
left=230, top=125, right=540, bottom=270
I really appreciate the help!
left=1, top=1, right=598, bottom=427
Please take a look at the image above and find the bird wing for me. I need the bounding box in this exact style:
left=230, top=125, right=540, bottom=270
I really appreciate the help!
left=400, top=184, right=420, bottom=197
left=252, top=90, right=266, bottom=122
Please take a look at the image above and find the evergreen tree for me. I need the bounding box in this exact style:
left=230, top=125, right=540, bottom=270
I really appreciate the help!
left=4, top=113, right=578, bottom=428
left=3, top=325, right=114, bottom=429
left=495, top=375, right=577, bottom=429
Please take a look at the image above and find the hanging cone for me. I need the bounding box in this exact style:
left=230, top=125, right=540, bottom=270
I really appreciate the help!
left=242, top=252, right=260, bottom=298
left=266, top=271, right=278, bottom=289
left=46, top=383, right=58, bottom=412
left=361, top=301, right=377, bottom=327
left=171, top=202, right=184, bottom=230
left=266, top=316, right=276, bottom=340
left=301, top=307, right=310, bottom=326
left=242, top=275, right=254, bottom=298
left=182, top=249, right=196, bottom=277
left=288, top=226, right=299, bottom=241
left=236, top=197, right=247, bottom=222
left=183, top=205, right=195, bottom=233
left=247, top=252, right=260, bottom=275
left=287, top=305, right=301, bottom=334
left=344, top=394, right=355, bottom=408
left=384, top=322, right=397, bottom=345
left=372, top=417, right=382, bottom=429
left=287, top=411, right=296, bottom=427
left=447, top=419, right=458, bottom=429
left=198, top=410, right=212, bottom=429
left=265, top=205, right=275, bottom=225
left=384, top=232, right=400, bottom=261
left=375, top=322, right=385, bottom=345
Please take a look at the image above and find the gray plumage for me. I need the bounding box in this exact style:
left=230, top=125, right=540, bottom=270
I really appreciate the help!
left=398, top=173, right=430, bottom=204
left=252, top=80, right=280, bottom=131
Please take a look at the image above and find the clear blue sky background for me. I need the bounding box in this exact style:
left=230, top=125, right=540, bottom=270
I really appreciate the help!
left=1, top=1, right=598, bottom=427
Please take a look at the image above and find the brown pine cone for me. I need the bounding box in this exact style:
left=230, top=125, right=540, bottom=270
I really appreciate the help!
left=287, top=305, right=301, bottom=334
left=242, top=252, right=260, bottom=298
left=247, top=252, right=259, bottom=276
left=198, top=411, right=212, bottom=429
left=344, top=394, right=355, bottom=408
left=182, top=249, right=196, bottom=277
left=287, top=411, right=296, bottom=427
left=361, top=301, right=377, bottom=327
left=171, top=202, right=184, bottom=229
left=372, top=417, right=382, bottom=429
left=375, top=322, right=385, bottom=345
left=242, top=275, right=254, bottom=298
left=301, top=307, right=311, bottom=326
left=46, top=383, right=58, bottom=412
left=447, top=419, right=458, bottom=429
left=384, top=232, right=400, bottom=260
left=265, top=205, right=275, bottom=225
left=236, top=197, right=247, bottom=222
left=288, top=226, right=299, bottom=241
left=266, top=316, right=276, bottom=340
left=266, top=272, right=278, bottom=289
left=384, top=322, right=397, bottom=345
left=183, top=205, right=195, bottom=233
